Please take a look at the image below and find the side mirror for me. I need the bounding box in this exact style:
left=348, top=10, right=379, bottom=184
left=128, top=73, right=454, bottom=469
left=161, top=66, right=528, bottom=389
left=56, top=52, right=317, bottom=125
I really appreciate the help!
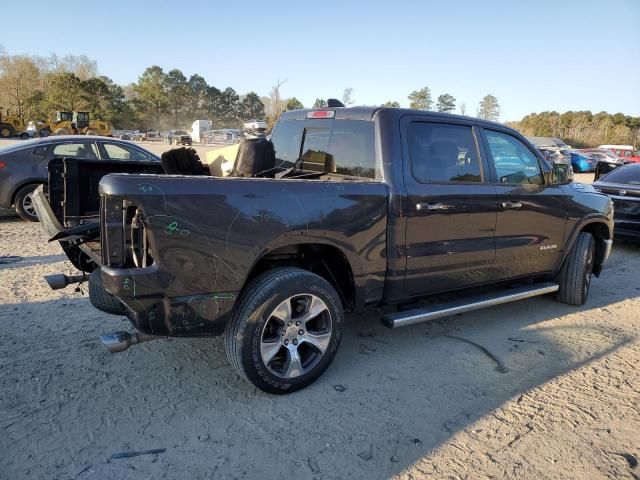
left=551, top=163, right=572, bottom=184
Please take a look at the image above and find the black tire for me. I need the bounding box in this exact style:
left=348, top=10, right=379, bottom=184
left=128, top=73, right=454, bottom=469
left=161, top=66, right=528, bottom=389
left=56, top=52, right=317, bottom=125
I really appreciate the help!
left=224, top=267, right=344, bottom=394
left=555, top=232, right=595, bottom=306
left=89, top=269, right=128, bottom=315
left=14, top=184, right=39, bottom=222
left=39, top=127, right=52, bottom=138
left=0, top=123, right=15, bottom=138
left=19, top=132, right=29, bottom=140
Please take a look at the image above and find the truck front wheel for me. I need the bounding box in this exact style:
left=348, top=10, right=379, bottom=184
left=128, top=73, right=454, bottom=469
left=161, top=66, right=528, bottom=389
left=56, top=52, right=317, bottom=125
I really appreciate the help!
left=224, top=268, right=344, bottom=394
left=555, top=232, right=595, bottom=306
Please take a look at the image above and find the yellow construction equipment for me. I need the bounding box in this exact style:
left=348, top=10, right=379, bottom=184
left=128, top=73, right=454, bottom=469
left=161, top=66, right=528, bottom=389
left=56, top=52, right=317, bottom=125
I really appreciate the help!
left=38, top=111, right=113, bottom=137
left=0, top=108, right=28, bottom=138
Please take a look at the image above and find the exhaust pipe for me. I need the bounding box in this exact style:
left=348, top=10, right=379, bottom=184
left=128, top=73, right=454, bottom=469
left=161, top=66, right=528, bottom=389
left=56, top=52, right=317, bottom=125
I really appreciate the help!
left=44, top=272, right=86, bottom=290
left=99, top=331, right=164, bottom=353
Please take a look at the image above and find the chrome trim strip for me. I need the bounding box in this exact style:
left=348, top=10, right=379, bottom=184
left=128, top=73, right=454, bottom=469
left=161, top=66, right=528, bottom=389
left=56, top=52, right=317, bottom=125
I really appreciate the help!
left=383, top=282, right=559, bottom=328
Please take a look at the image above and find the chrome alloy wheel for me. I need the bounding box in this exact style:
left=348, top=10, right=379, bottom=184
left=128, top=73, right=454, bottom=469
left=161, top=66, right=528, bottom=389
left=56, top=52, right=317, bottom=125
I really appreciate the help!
left=260, top=294, right=332, bottom=379
left=22, top=192, right=36, bottom=218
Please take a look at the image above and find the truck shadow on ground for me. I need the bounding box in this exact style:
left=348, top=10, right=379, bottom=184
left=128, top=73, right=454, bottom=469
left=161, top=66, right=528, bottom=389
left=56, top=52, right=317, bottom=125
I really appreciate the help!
left=1, top=246, right=638, bottom=479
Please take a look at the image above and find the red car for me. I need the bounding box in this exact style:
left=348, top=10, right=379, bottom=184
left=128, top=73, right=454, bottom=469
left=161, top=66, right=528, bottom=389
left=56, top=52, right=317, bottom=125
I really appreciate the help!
left=598, top=145, right=640, bottom=163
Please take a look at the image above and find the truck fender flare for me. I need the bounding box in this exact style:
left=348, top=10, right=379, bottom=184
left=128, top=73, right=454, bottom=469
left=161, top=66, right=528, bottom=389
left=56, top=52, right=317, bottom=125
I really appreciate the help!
left=245, top=234, right=363, bottom=285
left=553, top=214, right=612, bottom=275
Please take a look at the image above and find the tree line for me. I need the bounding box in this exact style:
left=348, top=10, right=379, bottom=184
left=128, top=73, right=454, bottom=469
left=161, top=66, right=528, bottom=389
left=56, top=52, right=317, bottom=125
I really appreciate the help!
left=0, top=49, right=267, bottom=130
left=508, top=111, right=640, bottom=148
left=378, top=86, right=500, bottom=121
left=2, top=48, right=637, bottom=145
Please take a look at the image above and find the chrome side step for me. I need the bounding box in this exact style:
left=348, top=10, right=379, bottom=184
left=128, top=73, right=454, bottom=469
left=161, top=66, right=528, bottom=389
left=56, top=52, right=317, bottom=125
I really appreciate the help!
left=382, top=282, right=559, bottom=328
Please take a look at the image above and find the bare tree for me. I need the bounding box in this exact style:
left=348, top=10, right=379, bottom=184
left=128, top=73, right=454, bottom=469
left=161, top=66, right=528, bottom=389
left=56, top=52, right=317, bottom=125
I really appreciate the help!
left=267, top=78, right=288, bottom=128
left=0, top=53, right=44, bottom=121
left=342, top=87, right=354, bottom=106
left=459, top=102, right=467, bottom=116
left=478, top=94, right=500, bottom=121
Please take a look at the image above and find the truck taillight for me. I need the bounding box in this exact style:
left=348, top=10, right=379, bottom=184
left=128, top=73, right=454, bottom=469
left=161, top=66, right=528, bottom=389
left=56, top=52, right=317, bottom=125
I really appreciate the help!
left=306, top=110, right=335, bottom=119
left=0, top=161, right=6, bottom=169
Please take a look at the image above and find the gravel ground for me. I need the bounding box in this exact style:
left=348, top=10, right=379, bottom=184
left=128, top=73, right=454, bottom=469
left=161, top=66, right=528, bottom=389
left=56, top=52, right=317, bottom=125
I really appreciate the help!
left=0, top=212, right=638, bottom=480
left=0, top=138, right=637, bottom=479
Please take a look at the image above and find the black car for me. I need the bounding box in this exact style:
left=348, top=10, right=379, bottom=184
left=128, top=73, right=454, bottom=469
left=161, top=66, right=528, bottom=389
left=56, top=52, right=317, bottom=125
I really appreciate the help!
left=593, top=162, right=640, bottom=239
left=0, top=136, right=160, bottom=221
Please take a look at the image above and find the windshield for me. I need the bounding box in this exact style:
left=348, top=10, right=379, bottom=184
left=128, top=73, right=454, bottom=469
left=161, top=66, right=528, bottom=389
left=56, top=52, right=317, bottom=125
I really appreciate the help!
left=601, top=164, right=640, bottom=185
left=174, top=130, right=188, bottom=135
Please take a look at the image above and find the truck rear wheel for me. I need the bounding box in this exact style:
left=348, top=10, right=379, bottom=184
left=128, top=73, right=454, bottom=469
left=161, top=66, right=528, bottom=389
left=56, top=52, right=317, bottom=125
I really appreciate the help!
left=555, top=232, right=595, bottom=306
left=224, top=267, right=344, bottom=394
left=89, top=269, right=128, bottom=315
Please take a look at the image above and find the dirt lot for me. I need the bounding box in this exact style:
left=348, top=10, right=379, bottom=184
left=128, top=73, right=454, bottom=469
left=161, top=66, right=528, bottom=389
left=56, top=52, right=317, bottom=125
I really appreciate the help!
left=0, top=213, right=639, bottom=480
left=0, top=139, right=638, bottom=479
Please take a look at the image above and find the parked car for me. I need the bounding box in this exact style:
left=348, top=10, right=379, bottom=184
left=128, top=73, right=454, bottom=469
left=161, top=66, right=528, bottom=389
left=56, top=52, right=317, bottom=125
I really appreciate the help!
left=598, top=145, right=640, bottom=163
left=167, top=130, right=192, bottom=146
left=578, top=148, right=622, bottom=163
left=568, top=150, right=597, bottom=173
left=0, top=136, right=160, bottom=221
left=593, top=162, right=640, bottom=239
left=34, top=106, right=614, bottom=394
left=527, top=136, right=571, bottom=149
left=538, top=148, right=573, bottom=170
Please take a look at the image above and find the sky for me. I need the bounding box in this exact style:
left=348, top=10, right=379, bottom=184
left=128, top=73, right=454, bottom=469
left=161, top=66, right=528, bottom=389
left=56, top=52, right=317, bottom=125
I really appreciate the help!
left=2, top=0, right=639, bottom=121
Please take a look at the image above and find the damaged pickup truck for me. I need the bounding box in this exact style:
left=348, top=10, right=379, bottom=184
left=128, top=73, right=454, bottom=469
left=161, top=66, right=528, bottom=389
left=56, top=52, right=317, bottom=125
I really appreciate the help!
left=34, top=105, right=614, bottom=393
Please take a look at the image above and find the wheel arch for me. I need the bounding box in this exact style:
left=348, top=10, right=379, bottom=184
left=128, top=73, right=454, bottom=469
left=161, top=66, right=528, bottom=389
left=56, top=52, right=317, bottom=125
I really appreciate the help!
left=11, top=180, right=46, bottom=206
left=243, top=240, right=359, bottom=311
left=557, top=216, right=612, bottom=277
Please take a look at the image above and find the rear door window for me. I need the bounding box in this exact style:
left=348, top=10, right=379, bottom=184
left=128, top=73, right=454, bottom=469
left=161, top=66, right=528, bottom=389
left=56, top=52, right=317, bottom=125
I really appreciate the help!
left=407, top=122, right=482, bottom=183
left=52, top=142, right=99, bottom=159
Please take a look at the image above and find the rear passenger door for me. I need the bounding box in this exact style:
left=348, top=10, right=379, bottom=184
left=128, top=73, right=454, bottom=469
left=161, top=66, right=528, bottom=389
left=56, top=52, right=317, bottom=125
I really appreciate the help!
left=480, top=128, right=567, bottom=278
left=402, top=119, right=498, bottom=297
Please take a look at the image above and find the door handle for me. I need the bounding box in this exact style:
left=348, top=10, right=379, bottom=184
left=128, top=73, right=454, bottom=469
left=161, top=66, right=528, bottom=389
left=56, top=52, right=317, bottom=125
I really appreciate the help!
left=501, top=201, right=523, bottom=209
left=416, top=202, right=448, bottom=211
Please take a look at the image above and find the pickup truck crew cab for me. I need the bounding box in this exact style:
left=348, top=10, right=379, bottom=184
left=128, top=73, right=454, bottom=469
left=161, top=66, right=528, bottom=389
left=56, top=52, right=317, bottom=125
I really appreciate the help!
left=34, top=106, right=614, bottom=393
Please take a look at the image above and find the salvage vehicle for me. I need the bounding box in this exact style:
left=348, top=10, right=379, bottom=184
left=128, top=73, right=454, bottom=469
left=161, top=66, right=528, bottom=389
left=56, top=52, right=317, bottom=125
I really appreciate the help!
left=593, top=162, right=640, bottom=239
left=34, top=105, right=614, bottom=393
left=167, top=129, right=192, bottom=146
left=0, top=136, right=159, bottom=221
left=0, top=108, right=30, bottom=139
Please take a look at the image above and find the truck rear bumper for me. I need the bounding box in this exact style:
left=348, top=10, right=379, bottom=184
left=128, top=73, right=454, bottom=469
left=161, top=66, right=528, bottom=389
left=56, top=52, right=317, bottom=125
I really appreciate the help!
left=100, top=265, right=238, bottom=337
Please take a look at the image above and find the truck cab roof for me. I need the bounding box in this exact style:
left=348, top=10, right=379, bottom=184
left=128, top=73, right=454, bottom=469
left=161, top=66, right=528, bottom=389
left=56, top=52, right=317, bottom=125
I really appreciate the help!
left=278, top=106, right=506, bottom=129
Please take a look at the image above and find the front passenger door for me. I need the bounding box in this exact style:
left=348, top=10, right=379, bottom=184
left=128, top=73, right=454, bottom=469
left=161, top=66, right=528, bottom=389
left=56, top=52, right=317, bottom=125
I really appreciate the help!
left=481, top=128, right=567, bottom=279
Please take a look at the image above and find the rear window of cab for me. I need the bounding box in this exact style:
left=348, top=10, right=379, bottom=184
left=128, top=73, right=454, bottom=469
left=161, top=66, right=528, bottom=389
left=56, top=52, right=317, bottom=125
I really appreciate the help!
left=270, top=119, right=378, bottom=179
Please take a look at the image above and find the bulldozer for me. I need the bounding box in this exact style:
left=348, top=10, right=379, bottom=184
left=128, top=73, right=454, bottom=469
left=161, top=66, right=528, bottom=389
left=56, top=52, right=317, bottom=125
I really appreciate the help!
left=0, top=108, right=29, bottom=139
left=38, top=111, right=113, bottom=137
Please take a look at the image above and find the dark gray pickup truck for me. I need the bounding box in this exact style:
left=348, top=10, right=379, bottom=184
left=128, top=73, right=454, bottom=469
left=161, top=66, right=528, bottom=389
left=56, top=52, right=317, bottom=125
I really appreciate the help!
left=34, top=106, right=614, bottom=393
